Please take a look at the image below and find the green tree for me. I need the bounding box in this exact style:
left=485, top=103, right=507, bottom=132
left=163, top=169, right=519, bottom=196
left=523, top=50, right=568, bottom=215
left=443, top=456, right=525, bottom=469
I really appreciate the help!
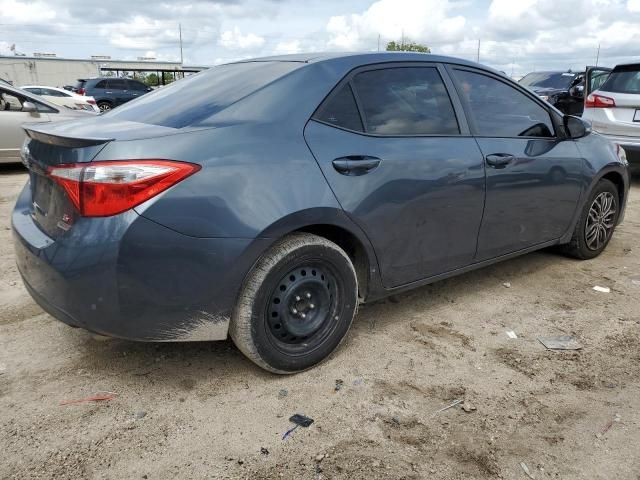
left=386, top=40, right=431, bottom=53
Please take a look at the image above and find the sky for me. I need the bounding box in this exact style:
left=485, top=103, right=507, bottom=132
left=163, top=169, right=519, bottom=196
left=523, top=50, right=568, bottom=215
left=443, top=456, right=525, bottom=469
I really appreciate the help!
left=1, top=0, right=639, bottom=76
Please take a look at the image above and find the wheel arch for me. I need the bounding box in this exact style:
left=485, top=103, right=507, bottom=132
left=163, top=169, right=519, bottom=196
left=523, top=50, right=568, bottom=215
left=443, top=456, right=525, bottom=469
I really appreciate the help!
left=559, top=165, right=629, bottom=244
left=257, top=207, right=381, bottom=301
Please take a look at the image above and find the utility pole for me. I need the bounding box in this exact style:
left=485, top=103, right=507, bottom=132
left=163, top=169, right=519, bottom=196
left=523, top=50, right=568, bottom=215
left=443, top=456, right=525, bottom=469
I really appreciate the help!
left=595, top=43, right=600, bottom=67
left=179, top=23, right=184, bottom=65
left=401, top=29, right=405, bottom=49
left=476, top=39, right=480, bottom=63
left=377, top=34, right=380, bottom=52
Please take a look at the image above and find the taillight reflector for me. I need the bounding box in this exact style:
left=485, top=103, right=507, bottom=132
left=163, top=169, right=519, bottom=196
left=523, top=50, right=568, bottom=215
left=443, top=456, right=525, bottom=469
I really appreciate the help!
left=48, top=160, right=200, bottom=217
left=585, top=93, right=616, bottom=108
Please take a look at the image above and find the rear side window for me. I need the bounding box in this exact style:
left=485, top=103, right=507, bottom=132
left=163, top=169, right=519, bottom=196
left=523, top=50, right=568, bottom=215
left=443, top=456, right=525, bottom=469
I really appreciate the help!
left=453, top=69, right=555, bottom=138
left=352, top=67, right=459, bottom=135
left=314, top=84, right=363, bottom=132
left=600, top=66, right=640, bottom=94
left=105, top=61, right=302, bottom=128
left=93, top=80, right=107, bottom=89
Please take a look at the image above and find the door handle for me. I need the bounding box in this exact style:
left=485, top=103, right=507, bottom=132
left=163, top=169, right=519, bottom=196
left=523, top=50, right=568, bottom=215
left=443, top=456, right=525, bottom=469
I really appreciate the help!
left=332, top=155, right=382, bottom=176
left=485, top=153, right=515, bottom=169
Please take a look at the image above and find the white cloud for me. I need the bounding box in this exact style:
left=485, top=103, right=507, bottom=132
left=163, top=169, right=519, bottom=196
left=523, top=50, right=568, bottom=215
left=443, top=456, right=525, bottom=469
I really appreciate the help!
left=274, top=40, right=302, bottom=55
left=628, top=0, right=640, bottom=11
left=0, top=0, right=56, bottom=23
left=325, top=0, right=466, bottom=50
left=218, top=27, right=265, bottom=50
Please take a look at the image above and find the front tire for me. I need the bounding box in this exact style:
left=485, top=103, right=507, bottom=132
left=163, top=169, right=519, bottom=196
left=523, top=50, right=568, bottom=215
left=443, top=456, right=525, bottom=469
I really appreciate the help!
left=230, top=233, right=358, bottom=373
left=562, top=178, right=619, bottom=259
left=97, top=101, right=112, bottom=112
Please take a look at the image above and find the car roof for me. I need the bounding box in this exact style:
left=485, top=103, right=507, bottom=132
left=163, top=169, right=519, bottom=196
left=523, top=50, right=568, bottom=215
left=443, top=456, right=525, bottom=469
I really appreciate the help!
left=22, top=85, right=65, bottom=90
left=0, top=82, right=62, bottom=110
left=230, top=51, right=480, bottom=66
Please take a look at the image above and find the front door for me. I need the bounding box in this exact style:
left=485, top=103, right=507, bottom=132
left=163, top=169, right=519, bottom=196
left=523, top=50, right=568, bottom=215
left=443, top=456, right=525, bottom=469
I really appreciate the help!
left=448, top=67, right=583, bottom=261
left=304, top=65, right=486, bottom=288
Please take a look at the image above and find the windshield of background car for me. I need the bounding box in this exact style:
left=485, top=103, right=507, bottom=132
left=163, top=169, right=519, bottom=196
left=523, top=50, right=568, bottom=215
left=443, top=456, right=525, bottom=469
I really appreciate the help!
left=600, top=65, right=640, bottom=94
left=519, top=72, right=576, bottom=89
left=105, top=61, right=303, bottom=128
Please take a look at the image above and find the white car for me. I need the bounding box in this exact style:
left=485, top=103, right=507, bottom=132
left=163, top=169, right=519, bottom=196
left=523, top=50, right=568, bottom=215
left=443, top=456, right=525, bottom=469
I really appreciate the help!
left=21, top=85, right=100, bottom=113
left=582, top=63, right=640, bottom=161
left=0, top=83, right=95, bottom=164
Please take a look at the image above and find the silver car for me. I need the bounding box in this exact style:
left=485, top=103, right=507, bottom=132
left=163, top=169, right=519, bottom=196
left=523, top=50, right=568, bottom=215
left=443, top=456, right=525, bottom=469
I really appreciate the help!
left=0, top=83, right=95, bottom=164
left=582, top=63, right=640, bottom=160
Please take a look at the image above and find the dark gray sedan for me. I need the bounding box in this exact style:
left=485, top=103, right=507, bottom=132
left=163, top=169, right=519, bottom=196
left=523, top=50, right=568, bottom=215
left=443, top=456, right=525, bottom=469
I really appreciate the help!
left=13, top=53, right=629, bottom=373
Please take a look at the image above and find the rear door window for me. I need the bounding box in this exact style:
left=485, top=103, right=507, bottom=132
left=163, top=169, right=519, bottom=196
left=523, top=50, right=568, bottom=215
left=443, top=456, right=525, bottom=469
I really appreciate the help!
left=452, top=69, right=555, bottom=138
left=93, top=80, right=108, bottom=89
left=351, top=67, right=460, bottom=135
left=600, top=66, right=640, bottom=94
left=313, top=84, right=363, bottom=132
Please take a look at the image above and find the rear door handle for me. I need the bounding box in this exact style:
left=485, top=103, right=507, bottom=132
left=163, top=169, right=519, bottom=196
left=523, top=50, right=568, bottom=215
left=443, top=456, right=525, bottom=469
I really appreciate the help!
left=332, top=155, right=382, bottom=176
left=485, top=153, right=515, bottom=169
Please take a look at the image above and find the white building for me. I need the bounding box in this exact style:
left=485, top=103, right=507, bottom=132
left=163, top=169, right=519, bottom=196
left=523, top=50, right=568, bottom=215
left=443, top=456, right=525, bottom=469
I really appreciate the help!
left=0, top=55, right=205, bottom=88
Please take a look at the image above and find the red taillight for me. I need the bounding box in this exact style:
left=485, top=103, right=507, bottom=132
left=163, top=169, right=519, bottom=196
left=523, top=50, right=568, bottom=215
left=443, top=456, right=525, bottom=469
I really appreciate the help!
left=585, top=93, right=616, bottom=108
left=48, top=160, right=200, bottom=217
left=77, top=88, right=86, bottom=95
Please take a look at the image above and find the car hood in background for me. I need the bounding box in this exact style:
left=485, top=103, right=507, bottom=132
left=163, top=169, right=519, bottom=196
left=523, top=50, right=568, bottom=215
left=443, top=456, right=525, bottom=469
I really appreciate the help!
left=529, top=86, right=566, bottom=97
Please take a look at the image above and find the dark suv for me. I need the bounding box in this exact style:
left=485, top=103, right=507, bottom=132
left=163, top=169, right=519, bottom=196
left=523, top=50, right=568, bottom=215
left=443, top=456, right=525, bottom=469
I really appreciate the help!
left=519, top=67, right=611, bottom=116
left=75, top=77, right=152, bottom=112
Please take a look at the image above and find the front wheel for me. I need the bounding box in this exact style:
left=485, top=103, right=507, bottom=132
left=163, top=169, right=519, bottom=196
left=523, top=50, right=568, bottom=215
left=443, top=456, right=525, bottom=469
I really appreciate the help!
left=97, top=101, right=112, bottom=112
left=230, top=233, right=358, bottom=373
left=562, top=178, right=619, bottom=259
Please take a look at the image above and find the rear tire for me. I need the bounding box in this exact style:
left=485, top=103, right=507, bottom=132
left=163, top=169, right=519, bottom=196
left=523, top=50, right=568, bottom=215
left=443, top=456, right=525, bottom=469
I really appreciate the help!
left=229, top=233, right=358, bottom=374
left=562, top=178, right=619, bottom=259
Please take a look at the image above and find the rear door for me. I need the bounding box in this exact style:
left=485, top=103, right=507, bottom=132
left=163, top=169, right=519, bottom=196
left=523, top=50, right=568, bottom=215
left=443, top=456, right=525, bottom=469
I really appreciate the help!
left=304, top=63, right=486, bottom=288
left=448, top=66, right=583, bottom=261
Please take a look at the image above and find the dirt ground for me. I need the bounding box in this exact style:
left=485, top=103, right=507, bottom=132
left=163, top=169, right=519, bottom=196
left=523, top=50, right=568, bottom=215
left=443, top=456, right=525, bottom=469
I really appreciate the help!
left=1, top=164, right=639, bottom=480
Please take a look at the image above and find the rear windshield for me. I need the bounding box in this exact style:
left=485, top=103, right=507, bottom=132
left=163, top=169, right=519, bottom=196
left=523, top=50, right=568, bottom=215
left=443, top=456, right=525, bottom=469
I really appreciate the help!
left=104, top=61, right=302, bottom=128
left=600, top=65, right=640, bottom=94
left=75, top=80, right=86, bottom=89
left=519, top=72, right=577, bottom=90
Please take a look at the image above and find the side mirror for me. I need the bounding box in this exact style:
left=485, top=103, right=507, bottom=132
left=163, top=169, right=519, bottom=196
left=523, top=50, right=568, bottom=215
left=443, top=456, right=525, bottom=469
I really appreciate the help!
left=569, top=85, right=584, bottom=98
left=564, top=115, right=591, bottom=139
left=22, top=101, right=38, bottom=113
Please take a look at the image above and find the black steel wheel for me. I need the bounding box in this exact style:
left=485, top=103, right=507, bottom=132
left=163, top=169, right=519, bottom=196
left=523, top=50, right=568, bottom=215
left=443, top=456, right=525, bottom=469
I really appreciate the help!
left=230, top=233, right=358, bottom=373
left=562, top=178, right=620, bottom=259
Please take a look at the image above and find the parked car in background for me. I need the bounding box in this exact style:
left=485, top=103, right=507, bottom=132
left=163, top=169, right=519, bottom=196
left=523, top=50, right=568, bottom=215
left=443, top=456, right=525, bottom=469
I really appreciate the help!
left=582, top=63, right=640, bottom=162
left=21, top=85, right=99, bottom=113
left=519, top=67, right=611, bottom=116
left=13, top=53, right=629, bottom=373
left=74, top=77, right=153, bottom=112
left=0, top=83, right=95, bottom=164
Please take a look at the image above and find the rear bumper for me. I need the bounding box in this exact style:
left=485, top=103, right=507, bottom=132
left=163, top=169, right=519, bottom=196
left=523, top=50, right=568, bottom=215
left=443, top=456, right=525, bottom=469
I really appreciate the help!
left=12, top=184, right=267, bottom=341
left=596, top=133, right=640, bottom=154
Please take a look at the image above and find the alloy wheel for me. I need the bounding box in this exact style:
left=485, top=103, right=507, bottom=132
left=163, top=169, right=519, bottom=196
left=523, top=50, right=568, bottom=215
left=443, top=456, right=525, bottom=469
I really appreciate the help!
left=585, top=191, right=616, bottom=251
